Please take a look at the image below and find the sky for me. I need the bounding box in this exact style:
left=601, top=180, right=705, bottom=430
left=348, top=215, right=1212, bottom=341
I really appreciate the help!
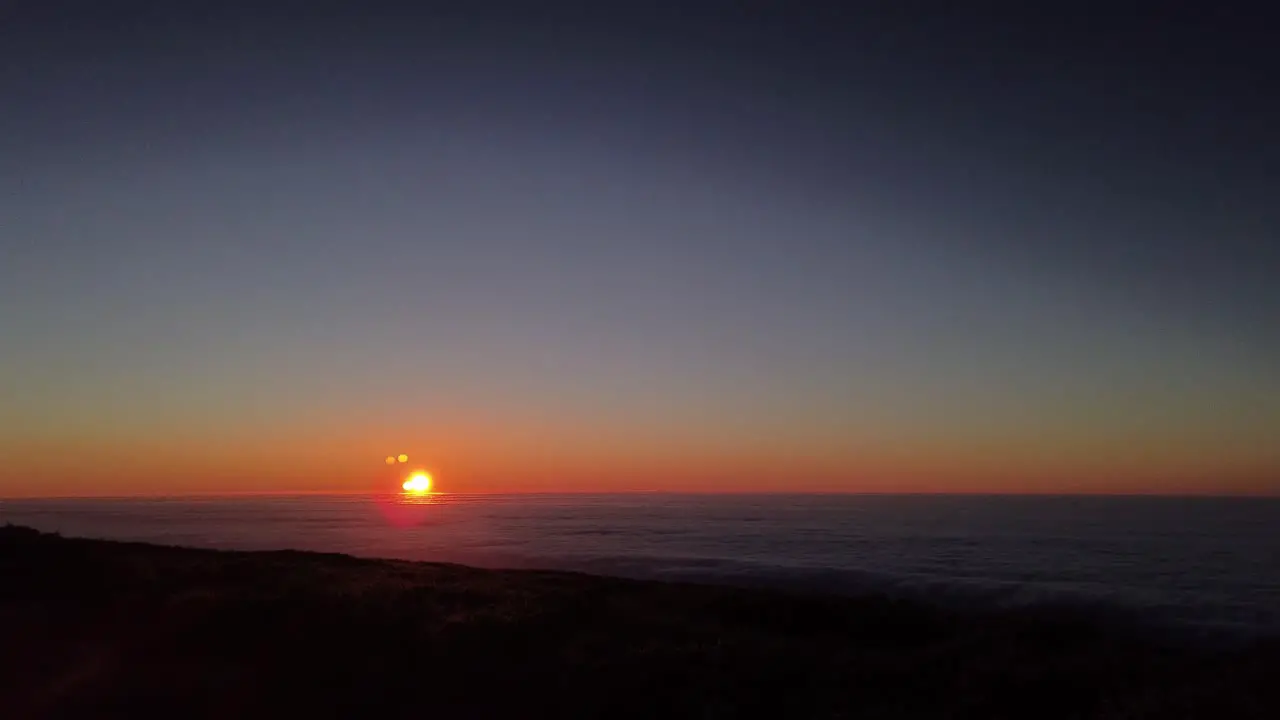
left=2, top=2, right=1277, bottom=496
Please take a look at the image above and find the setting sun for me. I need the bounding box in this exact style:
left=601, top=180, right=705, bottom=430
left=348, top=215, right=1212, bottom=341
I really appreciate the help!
left=402, top=472, right=431, bottom=493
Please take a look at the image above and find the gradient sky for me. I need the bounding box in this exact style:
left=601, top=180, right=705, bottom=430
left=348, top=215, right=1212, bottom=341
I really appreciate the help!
left=2, top=2, right=1278, bottom=496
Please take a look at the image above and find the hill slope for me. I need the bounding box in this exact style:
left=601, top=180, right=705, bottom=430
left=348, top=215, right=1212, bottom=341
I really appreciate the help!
left=2, top=525, right=1277, bottom=718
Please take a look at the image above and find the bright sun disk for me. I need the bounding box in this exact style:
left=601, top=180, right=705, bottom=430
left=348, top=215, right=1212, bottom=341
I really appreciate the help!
left=402, top=472, right=431, bottom=493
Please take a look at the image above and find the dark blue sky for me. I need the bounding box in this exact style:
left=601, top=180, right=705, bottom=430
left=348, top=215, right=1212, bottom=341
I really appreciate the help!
left=2, top=1, right=1277, bottom=494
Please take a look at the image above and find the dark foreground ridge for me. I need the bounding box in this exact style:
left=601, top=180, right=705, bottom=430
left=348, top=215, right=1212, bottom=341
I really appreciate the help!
left=2, top=525, right=1278, bottom=718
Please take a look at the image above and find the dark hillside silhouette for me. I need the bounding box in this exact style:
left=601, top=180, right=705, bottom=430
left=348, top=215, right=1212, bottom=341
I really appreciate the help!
left=2, top=525, right=1278, bottom=718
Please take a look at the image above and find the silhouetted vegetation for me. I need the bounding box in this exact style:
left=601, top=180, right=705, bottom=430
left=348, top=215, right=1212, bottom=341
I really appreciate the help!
left=2, top=524, right=1277, bottom=718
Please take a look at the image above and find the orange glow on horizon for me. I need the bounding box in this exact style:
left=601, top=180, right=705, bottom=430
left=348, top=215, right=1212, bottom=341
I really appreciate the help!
left=0, top=426, right=1277, bottom=498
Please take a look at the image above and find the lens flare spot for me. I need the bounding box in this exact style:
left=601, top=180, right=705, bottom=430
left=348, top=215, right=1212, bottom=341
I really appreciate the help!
left=398, top=454, right=409, bottom=463
left=384, top=456, right=396, bottom=465
left=402, top=472, right=431, bottom=493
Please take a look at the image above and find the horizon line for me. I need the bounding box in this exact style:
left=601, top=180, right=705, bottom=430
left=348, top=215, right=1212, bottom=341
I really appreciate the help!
left=3, top=489, right=1279, bottom=501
